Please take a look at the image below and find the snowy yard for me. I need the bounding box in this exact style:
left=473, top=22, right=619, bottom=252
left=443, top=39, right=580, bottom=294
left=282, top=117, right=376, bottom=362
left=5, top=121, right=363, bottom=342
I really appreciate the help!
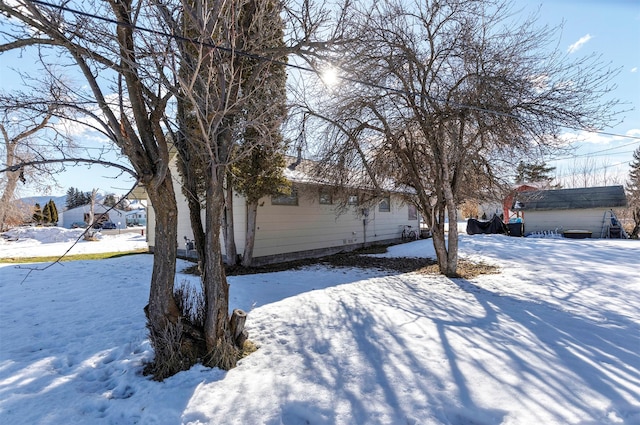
left=0, top=228, right=638, bottom=424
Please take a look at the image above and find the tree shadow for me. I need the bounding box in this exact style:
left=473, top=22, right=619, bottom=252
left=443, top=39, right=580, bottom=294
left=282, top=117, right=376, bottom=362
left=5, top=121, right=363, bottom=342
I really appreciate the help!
left=207, top=269, right=639, bottom=424
left=366, top=274, right=640, bottom=424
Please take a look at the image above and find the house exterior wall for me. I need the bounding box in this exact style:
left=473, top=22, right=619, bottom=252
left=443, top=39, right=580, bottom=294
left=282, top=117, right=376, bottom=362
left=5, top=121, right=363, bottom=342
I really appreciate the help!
left=249, top=185, right=415, bottom=263
left=523, top=208, right=608, bottom=237
left=148, top=172, right=418, bottom=264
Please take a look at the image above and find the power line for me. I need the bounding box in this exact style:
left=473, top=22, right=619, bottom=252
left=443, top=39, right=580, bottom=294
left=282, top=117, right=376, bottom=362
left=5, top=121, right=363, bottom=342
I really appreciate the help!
left=548, top=139, right=640, bottom=162
left=21, top=0, right=640, bottom=143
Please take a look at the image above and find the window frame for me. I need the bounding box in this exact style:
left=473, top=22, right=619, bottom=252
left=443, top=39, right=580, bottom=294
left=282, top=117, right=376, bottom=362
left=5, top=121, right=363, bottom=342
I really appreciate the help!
left=319, top=191, right=333, bottom=205
left=271, top=186, right=299, bottom=206
left=408, top=204, right=418, bottom=220
left=378, top=196, right=391, bottom=212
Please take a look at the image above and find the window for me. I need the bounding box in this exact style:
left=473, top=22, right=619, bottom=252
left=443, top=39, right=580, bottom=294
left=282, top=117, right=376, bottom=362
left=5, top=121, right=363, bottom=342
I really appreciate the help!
left=348, top=195, right=359, bottom=205
left=319, top=191, right=333, bottom=205
left=271, top=187, right=298, bottom=206
left=408, top=204, right=417, bottom=220
left=379, top=196, right=390, bottom=212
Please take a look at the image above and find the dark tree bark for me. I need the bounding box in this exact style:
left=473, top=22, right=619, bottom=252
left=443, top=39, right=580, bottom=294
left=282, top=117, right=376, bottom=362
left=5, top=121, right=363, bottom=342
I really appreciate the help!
left=242, top=200, right=259, bottom=267
left=223, top=178, right=238, bottom=266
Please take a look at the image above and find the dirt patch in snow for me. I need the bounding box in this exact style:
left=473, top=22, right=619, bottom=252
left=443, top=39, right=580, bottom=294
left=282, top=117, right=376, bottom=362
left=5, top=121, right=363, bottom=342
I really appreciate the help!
left=184, top=244, right=499, bottom=279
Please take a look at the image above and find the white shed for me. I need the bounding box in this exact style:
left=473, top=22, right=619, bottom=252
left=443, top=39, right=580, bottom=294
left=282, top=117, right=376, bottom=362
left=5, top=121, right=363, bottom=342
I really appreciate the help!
left=513, top=186, right=627, bottom=238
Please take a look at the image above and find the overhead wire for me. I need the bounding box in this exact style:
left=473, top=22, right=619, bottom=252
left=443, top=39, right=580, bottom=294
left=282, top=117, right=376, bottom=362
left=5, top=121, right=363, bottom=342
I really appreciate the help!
left=19, top=0, right=640, bottom=146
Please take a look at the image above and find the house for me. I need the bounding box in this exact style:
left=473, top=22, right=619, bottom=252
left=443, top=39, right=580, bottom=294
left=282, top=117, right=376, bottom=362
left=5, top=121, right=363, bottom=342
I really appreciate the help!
left=125, top=208, right=147, bottom=227
left=62, top=203, right=128, bottom=230
left=146, top=157, right=420, bottom=265
left=512, top=185, right=627, bottom=238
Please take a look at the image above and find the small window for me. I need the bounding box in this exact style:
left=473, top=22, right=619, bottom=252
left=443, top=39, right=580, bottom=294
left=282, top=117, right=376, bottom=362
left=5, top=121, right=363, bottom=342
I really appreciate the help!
left=272, top=187, right=298, bottom=206
left=379, top=196, right=390, bottom=212
left=319, top=191, right=333, bottom=205
left=408, top=204, right=417, bottom=220
left=348, top=195, right=359, bottom=205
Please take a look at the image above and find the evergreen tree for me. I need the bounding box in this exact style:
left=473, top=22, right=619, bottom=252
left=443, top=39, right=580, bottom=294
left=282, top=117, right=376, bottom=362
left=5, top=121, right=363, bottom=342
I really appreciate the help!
left=65, top=187, right=91, bottom=209
left=32, top=203, right=42, bottom=224
left=103, top=194, right=117, bottom=208
left=78, top=191, right=86, bottom=206
left=47, top=199, right=59, bottom=224
left=65, top=187, right=76, bottom=209
left=42, top=201, right=52, bottom=223
left=515, top=161, right=558, bottom=187
left=230, top=0, right=289, bottom=267
left=626, top=146, right=640, bottom=238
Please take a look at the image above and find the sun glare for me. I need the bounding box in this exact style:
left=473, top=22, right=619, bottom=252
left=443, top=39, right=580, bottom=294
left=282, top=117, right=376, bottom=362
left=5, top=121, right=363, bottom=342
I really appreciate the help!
left=320, top=67, right=339, bottom=87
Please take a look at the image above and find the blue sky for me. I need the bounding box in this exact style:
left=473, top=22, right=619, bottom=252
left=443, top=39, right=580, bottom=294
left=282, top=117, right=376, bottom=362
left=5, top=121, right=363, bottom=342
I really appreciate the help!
left=2, top=0, right=639, bottom=198
left=515, top=0, right=640, bottom=185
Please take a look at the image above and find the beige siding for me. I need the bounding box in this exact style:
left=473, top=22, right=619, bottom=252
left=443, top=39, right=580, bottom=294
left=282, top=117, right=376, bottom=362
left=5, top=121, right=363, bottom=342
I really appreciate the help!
left=147, top=205, right=156, bottom=246
left=523, top=208, right=608, bottom=237
left=147, top=159, right=418, bottom=261
left=252, top=185, right=416, bottom=258
left=173, top=184, right=248, bottom=253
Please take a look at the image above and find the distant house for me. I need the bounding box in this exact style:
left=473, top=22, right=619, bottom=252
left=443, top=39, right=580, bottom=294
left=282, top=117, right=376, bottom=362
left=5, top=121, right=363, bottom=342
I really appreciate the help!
left=512, top=185, right=627, bottom=238
left=62, top=204, right=128, bottom=229
left=125, top=209, right=147, bottom=227
left=147, top=156, right=420, bottom=265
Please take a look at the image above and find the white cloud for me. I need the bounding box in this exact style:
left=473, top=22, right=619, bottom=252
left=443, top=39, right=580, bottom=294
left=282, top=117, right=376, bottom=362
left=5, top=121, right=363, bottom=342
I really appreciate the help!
left=567, top=34, right=593, bottom=54
left=626, top=128, right=640, bottom=138
left=559, top=129, right=621, bottom=146
left=631, top=67, right=638, bottom=73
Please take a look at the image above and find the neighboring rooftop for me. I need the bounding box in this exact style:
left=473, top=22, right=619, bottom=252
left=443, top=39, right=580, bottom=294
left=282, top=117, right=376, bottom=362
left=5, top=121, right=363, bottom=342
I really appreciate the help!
left=513, top=185, right=627, bottom=211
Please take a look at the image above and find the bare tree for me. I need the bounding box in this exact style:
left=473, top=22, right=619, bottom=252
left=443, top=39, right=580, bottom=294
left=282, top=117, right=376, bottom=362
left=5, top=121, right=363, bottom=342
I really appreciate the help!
left=307, top=0, right=622, bottom=275
left=0, top=0, right=182, bottom=375
left=0, top=88, right=74, bottom=230
left=557, top=156, right=624, bottom=188
left=626, top=146, right=640, bottom=238
left=149, top=0, right=292, bottom=371
left=148, top=0, right=352, bottom=373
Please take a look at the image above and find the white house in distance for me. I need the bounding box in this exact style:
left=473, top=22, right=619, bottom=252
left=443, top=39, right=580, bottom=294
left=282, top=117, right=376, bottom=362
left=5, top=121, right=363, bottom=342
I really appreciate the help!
left=125, top=208, right=147, bottom=227
left=62, top=203, right=128, bottom=229
left=147, top=157, right=420, bottom=265
left=511, top=185, right=628, bottom=238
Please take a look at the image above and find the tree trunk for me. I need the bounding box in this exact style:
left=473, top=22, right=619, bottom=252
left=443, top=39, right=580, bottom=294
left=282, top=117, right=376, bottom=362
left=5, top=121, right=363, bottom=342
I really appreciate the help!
left=241, top=200, right=258, bottom=267
left=0, top=169, right=19, bottom=231
left=632, top=208, right=640, bottom=239
left=145, top=173, right=180, bottom=333
left=223, top=181, right=238, bottom=266
left=431, top=204, right=449, bottom=274
left=174, top=97, right=206, bottom=271
left=202, top=161, right=237, bottom=370
left=186, top=188, right=206, bottom=267
left=177, top=155, right=206, bottom=270
left=444, top=202, right=459, bottom=276
left=229, top=308, right=247, bottom=347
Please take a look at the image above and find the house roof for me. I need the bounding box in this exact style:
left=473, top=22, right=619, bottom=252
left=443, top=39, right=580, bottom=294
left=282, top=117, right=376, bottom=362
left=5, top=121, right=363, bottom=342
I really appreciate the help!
left=284, top=155, right=415, bottom=194
left=513, top=185, right=627, bottom=211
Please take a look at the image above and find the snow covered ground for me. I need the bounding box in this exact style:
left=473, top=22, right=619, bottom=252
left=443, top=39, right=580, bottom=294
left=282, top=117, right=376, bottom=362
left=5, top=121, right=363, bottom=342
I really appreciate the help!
left=0, top=227, right=638, bottom=424
left=0, top=226, right=148, bottom=258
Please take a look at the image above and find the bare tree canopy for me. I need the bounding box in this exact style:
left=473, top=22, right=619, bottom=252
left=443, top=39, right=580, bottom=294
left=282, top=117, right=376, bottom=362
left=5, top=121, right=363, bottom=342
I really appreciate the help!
left=626, top=146, right=640, bottom=238
left=305, top=0, right=623, bottom=275
left=0, top=0, right=182, bottom=377
left=0, top=84, right=78, bottom=229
